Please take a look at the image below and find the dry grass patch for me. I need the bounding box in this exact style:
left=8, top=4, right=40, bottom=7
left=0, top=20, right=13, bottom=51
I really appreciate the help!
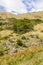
left=0, top=45, right=43, bottom=65
left=0, top=30, right=13, bottom=38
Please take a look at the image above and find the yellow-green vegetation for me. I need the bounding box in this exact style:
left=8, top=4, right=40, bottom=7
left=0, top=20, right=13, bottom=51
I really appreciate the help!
left=0, top=12, right=43, bottom=65
left=0, top=45, right=43, bottom=65
left=0, top=11, right=43, bottom=20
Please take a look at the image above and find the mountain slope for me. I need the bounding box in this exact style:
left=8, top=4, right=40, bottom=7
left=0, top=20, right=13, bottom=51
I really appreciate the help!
left=0, top=11, right=43, bottom=19
left=0, top=11, right=43, bottom=65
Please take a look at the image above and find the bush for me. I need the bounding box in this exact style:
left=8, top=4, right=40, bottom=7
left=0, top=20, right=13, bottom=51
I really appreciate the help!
left=13, top=23, right=17, bottom=32
left=30, top=19, right=43, bottom=25
left=0, top=51, right=4, bottom=56
left=16, top=39, right=23, bottom=46
left=41, top=30, right=43, bottom=32
left=13, top=18, right=33, bottom=33
left=16, top=39, right=27, bottom=47
left=0, top=22, right=2, bottom=26
left=22, top=36, right=26, bottom=40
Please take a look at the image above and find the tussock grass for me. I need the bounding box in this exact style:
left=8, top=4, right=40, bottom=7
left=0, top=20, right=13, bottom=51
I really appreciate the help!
left=0, top=45, right=43, bottom=65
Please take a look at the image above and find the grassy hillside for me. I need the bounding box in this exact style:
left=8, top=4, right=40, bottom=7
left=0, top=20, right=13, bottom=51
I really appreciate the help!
left=0, top=45, right=43, bottom=65
left=0, top=11, right=43, bottom=65
left=0, top=11, right=43, bottom=19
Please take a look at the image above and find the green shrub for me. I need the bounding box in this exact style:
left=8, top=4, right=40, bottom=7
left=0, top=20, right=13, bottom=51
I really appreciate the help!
left=13, top=18, right=33, bottom=33
left=41, top=30, right=43, bottom=32
left=30, top=19, right=43, bottom=25
left=0, top=51, right=4, bottom=56
left=13, top=23, right=17, bottom=32
left=16, top=39, right=27, bottom=47
left=21, top=36, right=26, bottom=40
left=0, top=22, right=2, bottom=25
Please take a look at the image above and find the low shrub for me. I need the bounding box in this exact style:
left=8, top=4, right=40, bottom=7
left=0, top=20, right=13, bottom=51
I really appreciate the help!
left=16, top=39, right=27, bottom=47
left=21, top=36, right=26, bottom=40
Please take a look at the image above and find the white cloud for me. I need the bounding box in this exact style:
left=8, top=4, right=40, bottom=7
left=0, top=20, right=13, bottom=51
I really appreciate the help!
left=23, top=0, right=35, bottom=12
left=0, top=0, right=27, bottom=14
left=23, top=0, right=43, bottom=12
left=33, top=0, right=43, bottom=11
left=0, top=0, right=43, bottom=14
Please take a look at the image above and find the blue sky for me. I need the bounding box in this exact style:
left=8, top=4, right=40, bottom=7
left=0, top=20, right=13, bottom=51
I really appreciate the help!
left=0, top=5, right=6, bottom=11
left=0, top=0, right=43, bottom=14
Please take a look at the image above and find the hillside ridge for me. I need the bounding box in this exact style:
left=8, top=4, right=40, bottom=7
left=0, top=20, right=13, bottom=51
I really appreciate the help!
left=0, top=11, right=43, bottom=19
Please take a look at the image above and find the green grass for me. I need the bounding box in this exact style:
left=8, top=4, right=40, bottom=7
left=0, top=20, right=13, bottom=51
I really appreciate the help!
left=12, top=51, right=43, bottom=65
left=34, top=59, right=43, bottom=65
left=34, top=54, right=43, bottom=65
